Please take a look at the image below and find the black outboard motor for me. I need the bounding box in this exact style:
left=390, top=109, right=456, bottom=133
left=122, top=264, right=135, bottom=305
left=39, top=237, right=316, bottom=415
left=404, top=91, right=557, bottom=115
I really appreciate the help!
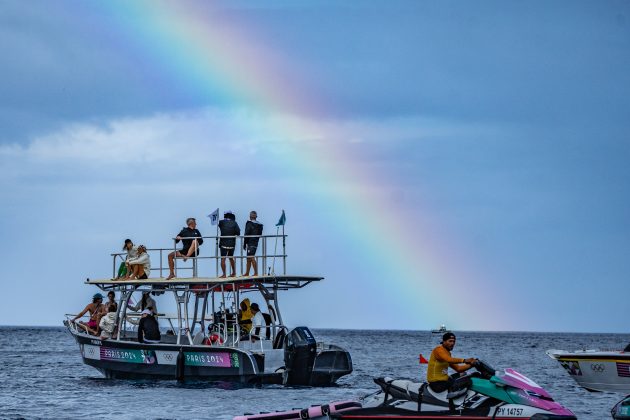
left=283, top=326, right=317, bottom=385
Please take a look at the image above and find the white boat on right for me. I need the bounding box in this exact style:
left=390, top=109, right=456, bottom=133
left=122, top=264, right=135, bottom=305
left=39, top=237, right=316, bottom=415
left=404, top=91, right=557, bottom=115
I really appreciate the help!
left=547, top=345, right=630, bottom=393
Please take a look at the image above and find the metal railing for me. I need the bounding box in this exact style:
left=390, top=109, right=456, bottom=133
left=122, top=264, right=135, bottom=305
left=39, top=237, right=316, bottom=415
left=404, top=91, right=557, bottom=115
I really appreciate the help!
left=64, top=312, right=286, bottom=351
left=111, top=234, right=287, bottom=279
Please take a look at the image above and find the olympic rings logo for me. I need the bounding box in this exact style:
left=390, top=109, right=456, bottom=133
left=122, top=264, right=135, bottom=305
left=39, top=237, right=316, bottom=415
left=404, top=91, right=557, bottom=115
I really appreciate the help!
left=590, top=363, right=605, bottom=372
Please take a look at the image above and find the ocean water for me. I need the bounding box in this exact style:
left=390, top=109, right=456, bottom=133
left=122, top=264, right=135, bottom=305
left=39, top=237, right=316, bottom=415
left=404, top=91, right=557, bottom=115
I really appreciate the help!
left=0, top=327, right=627, bottom=419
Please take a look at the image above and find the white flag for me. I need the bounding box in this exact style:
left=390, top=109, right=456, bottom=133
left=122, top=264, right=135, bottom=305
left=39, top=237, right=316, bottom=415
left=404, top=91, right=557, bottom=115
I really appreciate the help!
left=207, top=208, right=219, bottom=225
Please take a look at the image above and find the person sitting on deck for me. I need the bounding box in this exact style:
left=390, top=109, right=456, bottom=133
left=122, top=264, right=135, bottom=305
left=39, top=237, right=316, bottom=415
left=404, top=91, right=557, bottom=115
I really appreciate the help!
left=124, top=245, right=151, bottom=280
left=104, top=291, right=116, bottom=311
left=427, top=332, right=477, bottom=393
left=167, top=218, right=203, bottom=280
left=128, top=292, right=158, bottom=315
left=138, top=309, right=161, bottom=344
left=99, top=303, right=118, bottom=340
left=71, top=293, right=105, bottom=335
left=218, top=211, right=240, bottom=278
left=243, top=211, right=263, bottom=277
left=238, top=298, right=253, bottom=336
left=249, top=303, right=267, bottom=341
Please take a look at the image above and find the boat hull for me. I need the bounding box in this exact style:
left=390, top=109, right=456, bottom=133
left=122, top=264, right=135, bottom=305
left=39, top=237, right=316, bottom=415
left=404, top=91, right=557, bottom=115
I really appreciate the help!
left=75, top=333, right=265, bottom=382
left=69, top=328, right=350, bottom=385
left=547, top=349, right=630, bottom=392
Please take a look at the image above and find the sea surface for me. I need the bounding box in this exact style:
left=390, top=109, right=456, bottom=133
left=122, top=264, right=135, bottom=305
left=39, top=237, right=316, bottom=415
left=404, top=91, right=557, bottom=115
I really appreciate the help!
left=0, top=327, right=627, bottom=419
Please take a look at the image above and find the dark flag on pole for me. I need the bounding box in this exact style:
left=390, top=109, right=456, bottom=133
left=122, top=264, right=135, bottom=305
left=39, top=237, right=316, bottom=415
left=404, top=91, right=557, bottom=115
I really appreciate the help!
left=276, top=210, right=286, bottom=227
left=207, top=208, right=219, bottom=225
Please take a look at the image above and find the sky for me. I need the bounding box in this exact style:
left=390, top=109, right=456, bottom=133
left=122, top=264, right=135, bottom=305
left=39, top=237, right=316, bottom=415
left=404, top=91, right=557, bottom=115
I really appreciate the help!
left=0, top=0, right=629, bottom=332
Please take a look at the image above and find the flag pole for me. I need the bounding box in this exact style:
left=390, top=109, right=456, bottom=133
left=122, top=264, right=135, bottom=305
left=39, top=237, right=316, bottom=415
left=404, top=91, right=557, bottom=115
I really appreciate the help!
left=272, top=226, right=279, bottom=275
left=271, top=210, right=285, bottom=276
left=215, top=208, right=220, bottom=277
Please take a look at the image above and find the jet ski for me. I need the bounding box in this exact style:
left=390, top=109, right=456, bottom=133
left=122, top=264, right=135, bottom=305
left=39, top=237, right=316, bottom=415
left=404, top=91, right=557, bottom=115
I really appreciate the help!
left=612, top=394, right=630, bottom=420
left=331, top=360, right=576, bottom=420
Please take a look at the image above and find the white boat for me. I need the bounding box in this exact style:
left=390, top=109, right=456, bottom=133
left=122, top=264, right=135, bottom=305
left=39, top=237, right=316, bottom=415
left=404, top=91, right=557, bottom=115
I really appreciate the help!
left=547, top=347, right=630, bottom=392
left=431, top=324, right=447, bottom=334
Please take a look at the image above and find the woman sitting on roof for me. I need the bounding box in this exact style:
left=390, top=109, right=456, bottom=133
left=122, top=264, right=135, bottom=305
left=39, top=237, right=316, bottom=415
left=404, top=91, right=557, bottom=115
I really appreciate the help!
left=124, top=245, right=151, bottom=280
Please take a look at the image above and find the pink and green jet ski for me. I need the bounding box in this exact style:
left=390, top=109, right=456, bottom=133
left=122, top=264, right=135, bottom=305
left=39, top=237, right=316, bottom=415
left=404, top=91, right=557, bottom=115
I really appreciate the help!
left=332, top=360, right=576, bottom=420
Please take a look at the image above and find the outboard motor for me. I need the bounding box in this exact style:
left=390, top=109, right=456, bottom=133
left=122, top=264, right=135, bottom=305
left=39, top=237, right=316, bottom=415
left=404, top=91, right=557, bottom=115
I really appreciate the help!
left=283, top=326, right=317, bottom=385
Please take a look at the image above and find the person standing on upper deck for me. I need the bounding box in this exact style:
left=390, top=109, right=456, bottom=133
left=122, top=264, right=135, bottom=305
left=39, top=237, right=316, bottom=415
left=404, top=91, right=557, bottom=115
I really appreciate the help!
left=166, top=217, right=203, bottom=280
left=243, top=211, right=263, bottom=277
left=218, top=210, right=240, bottom=278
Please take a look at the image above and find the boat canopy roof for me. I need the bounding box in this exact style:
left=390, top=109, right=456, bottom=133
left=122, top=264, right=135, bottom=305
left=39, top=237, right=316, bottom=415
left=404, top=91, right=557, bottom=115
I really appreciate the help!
left=86, top=274, right=322, bottom=292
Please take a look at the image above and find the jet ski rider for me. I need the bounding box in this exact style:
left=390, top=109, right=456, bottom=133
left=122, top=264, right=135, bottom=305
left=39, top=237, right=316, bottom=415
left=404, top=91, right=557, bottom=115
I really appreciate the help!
left=427, top=332, right=477, bottom=393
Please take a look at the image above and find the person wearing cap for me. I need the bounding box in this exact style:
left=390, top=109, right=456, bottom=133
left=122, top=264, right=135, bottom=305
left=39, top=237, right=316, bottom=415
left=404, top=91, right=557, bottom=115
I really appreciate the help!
left=71, top=293, right=105, bottom=335
left=125, top=245, right=151, bottom=280
left=243, top=211, right=263, bottom=277
left=427, top=332, right=477, bottom=393
left=218, top=211, right=240, bottom=278
left=138, top=309, right=161, bottom=344
left=167, top=217, right=203, bottom=280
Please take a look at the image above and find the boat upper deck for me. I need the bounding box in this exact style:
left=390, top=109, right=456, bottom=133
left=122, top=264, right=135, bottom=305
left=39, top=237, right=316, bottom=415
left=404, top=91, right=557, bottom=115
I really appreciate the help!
left=86, top=274, right=322, bottom=292
left=91, top=229, right=322, bottom=290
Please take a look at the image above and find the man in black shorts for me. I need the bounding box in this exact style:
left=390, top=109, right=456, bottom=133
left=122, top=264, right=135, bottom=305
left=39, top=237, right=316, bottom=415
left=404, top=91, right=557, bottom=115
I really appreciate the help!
left=166, top=217, right=203, bottom=280
left=218, top=211, right=240, bottom=277
left=243, top=211, right=263, bottom=276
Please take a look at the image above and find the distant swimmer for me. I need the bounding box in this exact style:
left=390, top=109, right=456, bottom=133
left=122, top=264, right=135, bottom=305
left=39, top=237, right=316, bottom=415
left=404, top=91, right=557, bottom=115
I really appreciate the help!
left=167, top=217, right=203, bottom=280
left=243, top=210, right=263, bottom=277
left=218, top=211, right=240, bottom=278
left=427, top=332, right=477, bottom=393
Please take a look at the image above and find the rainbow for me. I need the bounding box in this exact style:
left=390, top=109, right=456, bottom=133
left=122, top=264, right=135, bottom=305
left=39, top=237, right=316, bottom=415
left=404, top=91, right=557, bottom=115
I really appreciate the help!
left=91, top=1, right=511, bottom=330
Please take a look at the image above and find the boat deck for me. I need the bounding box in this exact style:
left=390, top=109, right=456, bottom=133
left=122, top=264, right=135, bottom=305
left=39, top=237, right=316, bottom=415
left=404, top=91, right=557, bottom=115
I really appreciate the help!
left=86, top=274, right=322, bottom=291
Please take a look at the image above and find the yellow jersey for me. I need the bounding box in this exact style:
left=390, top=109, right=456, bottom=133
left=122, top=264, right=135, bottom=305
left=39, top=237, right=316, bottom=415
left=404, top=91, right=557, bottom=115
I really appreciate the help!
left=427, top=345, right=465, bottom=383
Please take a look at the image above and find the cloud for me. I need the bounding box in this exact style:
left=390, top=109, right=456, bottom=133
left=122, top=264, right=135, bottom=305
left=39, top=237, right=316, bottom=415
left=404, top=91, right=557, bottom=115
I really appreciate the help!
left=0, top=107, right=501, bottom=185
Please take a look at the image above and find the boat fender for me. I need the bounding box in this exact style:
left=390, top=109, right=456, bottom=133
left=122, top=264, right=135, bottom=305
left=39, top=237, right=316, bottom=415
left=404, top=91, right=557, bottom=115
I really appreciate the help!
left=176, top=347, right=185, bottom=381
left=299, top=408, right=309, bottom=419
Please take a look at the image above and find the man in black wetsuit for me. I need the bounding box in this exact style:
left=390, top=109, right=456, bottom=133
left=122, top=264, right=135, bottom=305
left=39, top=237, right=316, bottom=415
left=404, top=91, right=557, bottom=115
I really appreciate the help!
left=243, top=210, right=263, bottom=277
left=138, top=309, right=161, bottom=343
left=218, top=211, right=240, bottom=278
left=166, top=217, right=203, bottom=280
